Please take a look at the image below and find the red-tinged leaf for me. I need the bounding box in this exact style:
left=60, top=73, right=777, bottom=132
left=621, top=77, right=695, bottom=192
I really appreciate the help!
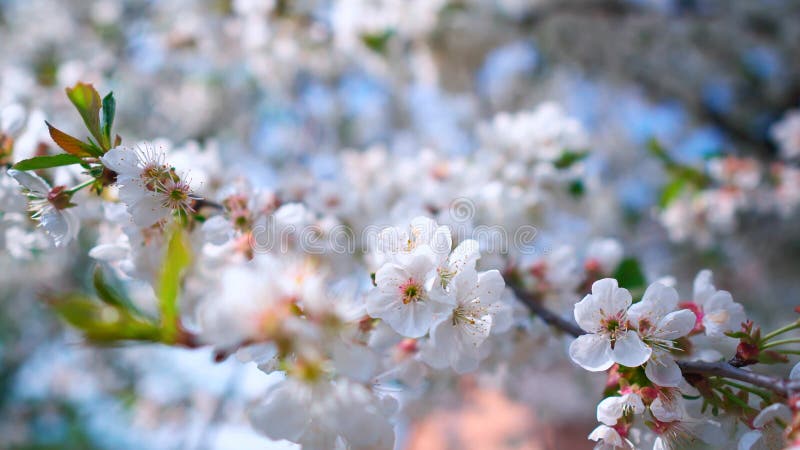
left=46, top=121, right=101, bottom=157
left=759, top=350, right=790, bottom=365
left=65, top=82, right=107, bottom=149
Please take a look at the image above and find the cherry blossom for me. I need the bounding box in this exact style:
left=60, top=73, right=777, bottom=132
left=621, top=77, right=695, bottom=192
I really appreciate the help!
left=688, top=270, right=746, bottom=338
left=101, top=145, right=197, bottom=227
left=7, top=169, right=80, bottom=246
left=627, top=282, right=696, bottom=387
left=422, top=268, right=506, bottom=373
left=570, top=278, right=651, bottom=371
left=366, top=248, right=453, bottom=338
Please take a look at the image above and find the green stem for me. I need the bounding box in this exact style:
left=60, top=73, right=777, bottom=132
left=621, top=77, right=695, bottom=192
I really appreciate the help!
left=774, top=349, right=800, bottom=355
left=762, top=337, right=800, bottom=350
left=762, top=321, right=800, bottom=343
left=720, top=379, right=773, bottom=402
left=66, top=178, right=95, bottom=195
left=714, top=386, right=756, bottom=412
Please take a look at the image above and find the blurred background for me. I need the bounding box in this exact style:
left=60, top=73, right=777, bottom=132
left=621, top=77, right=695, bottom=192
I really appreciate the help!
left=1, top=0, right=800, bottom=448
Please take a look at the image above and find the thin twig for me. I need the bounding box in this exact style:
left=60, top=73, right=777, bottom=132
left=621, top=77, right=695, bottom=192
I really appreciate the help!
left=510, top=283, right=800, bottom=397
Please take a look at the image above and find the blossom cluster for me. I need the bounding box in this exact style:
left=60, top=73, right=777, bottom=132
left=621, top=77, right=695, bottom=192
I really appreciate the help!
left=654, top=107, right=800, bottom=248
left=570, top=274, right=750, bottom=448
left=4, top=77, right=800, bottom=448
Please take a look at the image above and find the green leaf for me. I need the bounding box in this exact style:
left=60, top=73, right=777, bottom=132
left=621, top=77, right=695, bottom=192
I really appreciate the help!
left=360, top=30, right=394, bottom=54
left=725, top=331, right=750, bottom=339
left=568, top=180, right=585, bottom=197
left=46, top=121, right=102, bottom=157
left=156, top=225, right=193, bottom=343
left=12, top=153, right=84, bottom=171
left=659, top=176, right=687, bottom=209
left=66, top=82, right=107, bottom=149
left=93, top=265, right=142, bottom=314
left=647, top=137, right=711, bottom=188
left=49, top=294, right=162, bottom=343
left=553, top=151, right=588, bottom=169
left=613, top=258, right=646, bottom=293
left=101, top=92, right=115, bottom=143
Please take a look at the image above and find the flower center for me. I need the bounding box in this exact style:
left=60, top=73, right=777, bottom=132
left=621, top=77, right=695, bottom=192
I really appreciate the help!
left=599, top=311, right=628, bottom=345
left=47, top=186, right=73, bottom=210
left=141, top=163, right=171, bottom=191
left=400, top=279, right=424, bottom=304
left=452, top=306, right=477, bottom=326
left=160, top=179, right=196, bottom=213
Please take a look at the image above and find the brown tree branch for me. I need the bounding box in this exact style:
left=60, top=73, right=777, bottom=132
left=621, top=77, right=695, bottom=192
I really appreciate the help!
left=510, top=283, right=800, bottom=397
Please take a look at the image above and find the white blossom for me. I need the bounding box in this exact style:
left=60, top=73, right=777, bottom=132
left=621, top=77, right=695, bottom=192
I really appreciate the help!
left=422, top=268, right=506, bottom=373
left=7, top=169, right=79, bottom=246
left=366, top=248, right=452, bottom=338
left=101, top=145, right=197, bottom=227
left=588, top=424, right=634, bottom=450
left=691, top=270, right=746, bottom=337
left=596, top=390, right=645, bottom=426
left=570, top=278, right=651, bottom=371
left=627, top=282, right=696, bottom=387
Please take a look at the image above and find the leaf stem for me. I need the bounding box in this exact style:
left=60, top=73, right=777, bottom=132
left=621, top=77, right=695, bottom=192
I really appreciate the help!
left=66, top=178, right=95, bottom=195
left=762, top=337, right=800, bottom=350
left=762, top=321, right=800, bottom=343
left=720, top=379, right=773, bottom=402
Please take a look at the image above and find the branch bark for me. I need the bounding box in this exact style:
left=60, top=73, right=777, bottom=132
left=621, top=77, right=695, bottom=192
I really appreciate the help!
left=510, top=283, right=800, bottom=397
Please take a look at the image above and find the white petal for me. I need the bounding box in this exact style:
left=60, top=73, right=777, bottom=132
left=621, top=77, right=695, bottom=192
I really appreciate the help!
left=596, top=396, right=626, bottom=426
left=457, top=313, right=492, bottom=352
left=39, top=208, right=76, bottom=247
left=249, top=380, right=310, bottom=441
left=374, top=263, right=408, bottom=291
left=451, top=266, right=479, bottom=302
left=655, top=309, right=697, bottom=340
left=100, top=146, right=141, bottom=175
left=591, top=278, right=632, bottom=314
left=753, top=403, right=792, bottom=428
left=737, top=430, right=763, bottom=450
left=629, top=282, right=679, bottom=324
left=569, top=333, right=614, bottom=371
left=650, top=396, right=683, bottom=423
left=128, top=194, right=170, bottom=227
left=8, top=169, right=50, bottom=195
left=574, top=293, right=604, bottom=333
left=89, top=243, right=130, bottom=261
left=332, top=341, right=378, bottom=382
left=703, top=290, right=746, bottom=336
left=367, top=289, right=443, bottom=338
left=447, top=239, right=480, bottom=273
left=586, top=238, right=623, bottom=274
left=404, top=250, right=438, bottom=284
left=1, top=103, right=26, bottom=135
left=791, top=362, right=800, bottom=380
left=645, top=355, right=683, bottom=387
left=588, top=425, right=625, bottom=447
left=475, top=270, right=505, bottom=305
left=489, top=291, right=515, bottom=335
left=612, top=331, right=651, bottom=368
left=693, top=269, right=716, bottom=305
left=202, top=215, right=234, bottom=245
left=654, top=436, right=669, bottom=450
left=422, top=318, right=457, bottom=369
